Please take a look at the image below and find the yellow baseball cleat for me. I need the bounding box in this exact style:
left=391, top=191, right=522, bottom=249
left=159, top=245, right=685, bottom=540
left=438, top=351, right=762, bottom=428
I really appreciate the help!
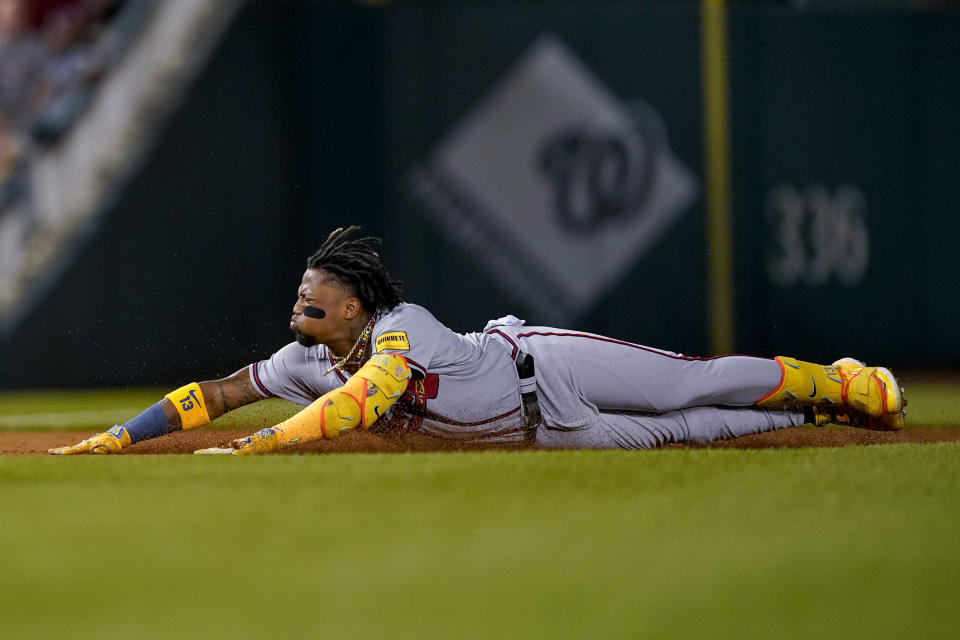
left=811, top=405, right=905, bottom=431
left=758, top=356, right=906, bottom=418
left=832, top=357, right=906, bottom=417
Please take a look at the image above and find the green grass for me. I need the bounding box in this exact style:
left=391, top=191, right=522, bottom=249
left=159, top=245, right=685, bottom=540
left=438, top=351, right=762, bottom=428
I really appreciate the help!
left=899, top=383, right=960, bottom=427
left=1, top=447, right=959, bottom=639
left=1, top=384, right=959, bottom=639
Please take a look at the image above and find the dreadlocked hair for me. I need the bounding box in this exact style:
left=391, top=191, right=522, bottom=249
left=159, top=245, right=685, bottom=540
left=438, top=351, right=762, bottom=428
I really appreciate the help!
left=306, top=226, right=404, bottom=313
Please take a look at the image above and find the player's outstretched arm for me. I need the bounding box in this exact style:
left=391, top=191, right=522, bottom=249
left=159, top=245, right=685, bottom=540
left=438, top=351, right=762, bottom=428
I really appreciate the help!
left=196, top=353, right=411, bottom=455
left=48, top=367, right=264, bottom=455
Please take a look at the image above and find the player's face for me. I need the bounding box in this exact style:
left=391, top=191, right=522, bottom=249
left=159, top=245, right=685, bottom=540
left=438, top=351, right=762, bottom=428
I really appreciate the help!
left=290, top=269, right=359, bottom=347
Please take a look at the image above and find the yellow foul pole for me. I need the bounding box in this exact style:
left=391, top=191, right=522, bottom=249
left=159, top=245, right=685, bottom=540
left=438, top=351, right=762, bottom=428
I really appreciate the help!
left=700, top=0, right=735, bottom=355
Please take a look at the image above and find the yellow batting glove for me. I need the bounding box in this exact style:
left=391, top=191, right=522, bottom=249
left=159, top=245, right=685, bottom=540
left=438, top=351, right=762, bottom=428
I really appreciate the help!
left=48, top=426, right=131, bottom=455
left=230, top=427, right=286, bottom=455
left=193, top=427, right=286, bottom=456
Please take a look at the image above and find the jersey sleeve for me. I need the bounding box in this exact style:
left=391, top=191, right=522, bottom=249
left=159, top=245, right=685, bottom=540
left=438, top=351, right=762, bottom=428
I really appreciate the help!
left=248, top=342, right=341, bottom=406
left=371, top=304, right=445, bottom=378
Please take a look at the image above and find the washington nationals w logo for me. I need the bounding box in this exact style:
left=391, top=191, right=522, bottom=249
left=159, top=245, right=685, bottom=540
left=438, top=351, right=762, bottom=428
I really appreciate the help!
left=538, top=123, right=657, bottom=233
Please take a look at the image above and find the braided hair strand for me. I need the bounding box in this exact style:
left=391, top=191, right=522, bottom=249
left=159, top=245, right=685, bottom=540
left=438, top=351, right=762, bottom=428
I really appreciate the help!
left=306, top=226, right=404, bottom=313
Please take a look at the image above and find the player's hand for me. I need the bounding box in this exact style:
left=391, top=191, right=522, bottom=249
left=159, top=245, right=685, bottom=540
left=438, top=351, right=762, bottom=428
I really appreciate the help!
left=193, top=427, right=285, bottom=455
left=48, top=426, right=130, bottom=455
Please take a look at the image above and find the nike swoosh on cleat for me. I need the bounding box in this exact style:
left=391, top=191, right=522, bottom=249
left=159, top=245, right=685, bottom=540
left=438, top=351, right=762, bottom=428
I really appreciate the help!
left=808, top=375, right=817, bottom=399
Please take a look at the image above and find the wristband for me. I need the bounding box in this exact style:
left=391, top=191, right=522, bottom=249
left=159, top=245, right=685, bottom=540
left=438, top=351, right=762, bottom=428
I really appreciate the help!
left=117, top=402, right=171, bottom=444
left=164, top=382, right=211, bottom=430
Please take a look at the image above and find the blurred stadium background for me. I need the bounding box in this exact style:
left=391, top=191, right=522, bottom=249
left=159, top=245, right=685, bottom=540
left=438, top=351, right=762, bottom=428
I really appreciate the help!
left=0, top=0, right=958, bottom=390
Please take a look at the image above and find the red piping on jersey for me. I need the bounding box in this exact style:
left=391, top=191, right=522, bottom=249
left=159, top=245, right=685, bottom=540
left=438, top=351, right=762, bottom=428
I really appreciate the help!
left=484, top=329, right=519, bottom=359
left=512, top=331, right=765, bottom=362
left=251, top=362, right=276, bottom=397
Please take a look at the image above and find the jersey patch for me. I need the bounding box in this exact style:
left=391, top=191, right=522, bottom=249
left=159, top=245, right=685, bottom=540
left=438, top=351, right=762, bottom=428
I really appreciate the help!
left=376, top=331, right=410, bottom=352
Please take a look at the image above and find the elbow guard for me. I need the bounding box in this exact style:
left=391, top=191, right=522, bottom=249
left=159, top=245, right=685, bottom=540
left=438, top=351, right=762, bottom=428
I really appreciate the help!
left=244, top=353, right=411, bottom=452
left=318, top=353, right=412, bottom=438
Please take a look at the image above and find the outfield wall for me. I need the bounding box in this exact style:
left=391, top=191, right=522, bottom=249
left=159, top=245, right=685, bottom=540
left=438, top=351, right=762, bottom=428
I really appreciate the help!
left=1, top=1, right=957, bottom=388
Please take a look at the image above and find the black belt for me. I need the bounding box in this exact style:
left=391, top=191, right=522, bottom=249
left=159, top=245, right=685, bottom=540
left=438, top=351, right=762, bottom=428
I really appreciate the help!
left=514, top=351, right=542, bottom=444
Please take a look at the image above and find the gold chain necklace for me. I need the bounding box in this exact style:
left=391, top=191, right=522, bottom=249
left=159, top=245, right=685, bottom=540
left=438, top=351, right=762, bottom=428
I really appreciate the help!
left=326, top=315, right=376, bottom=375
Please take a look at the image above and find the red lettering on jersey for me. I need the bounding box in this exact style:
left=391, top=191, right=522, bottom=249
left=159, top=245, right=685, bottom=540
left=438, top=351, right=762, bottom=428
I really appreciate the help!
left=421, top=373, right=440, bottom=400
left=371, top=372, right=439, bottom=434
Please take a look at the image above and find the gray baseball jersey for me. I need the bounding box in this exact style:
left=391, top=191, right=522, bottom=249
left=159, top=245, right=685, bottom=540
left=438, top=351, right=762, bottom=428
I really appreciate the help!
left=251, top=304, right=527, bottom=443
left=249, top=304, right=802, bottom=448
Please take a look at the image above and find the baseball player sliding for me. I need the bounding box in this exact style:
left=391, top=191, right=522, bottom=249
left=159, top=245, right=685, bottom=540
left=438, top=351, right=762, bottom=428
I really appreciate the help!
left=49, top=227, right=906, bottom=455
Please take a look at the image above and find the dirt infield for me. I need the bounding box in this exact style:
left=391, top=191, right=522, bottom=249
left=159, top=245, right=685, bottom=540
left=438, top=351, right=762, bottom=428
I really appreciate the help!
left=4, top=427, right=960, bottom=455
